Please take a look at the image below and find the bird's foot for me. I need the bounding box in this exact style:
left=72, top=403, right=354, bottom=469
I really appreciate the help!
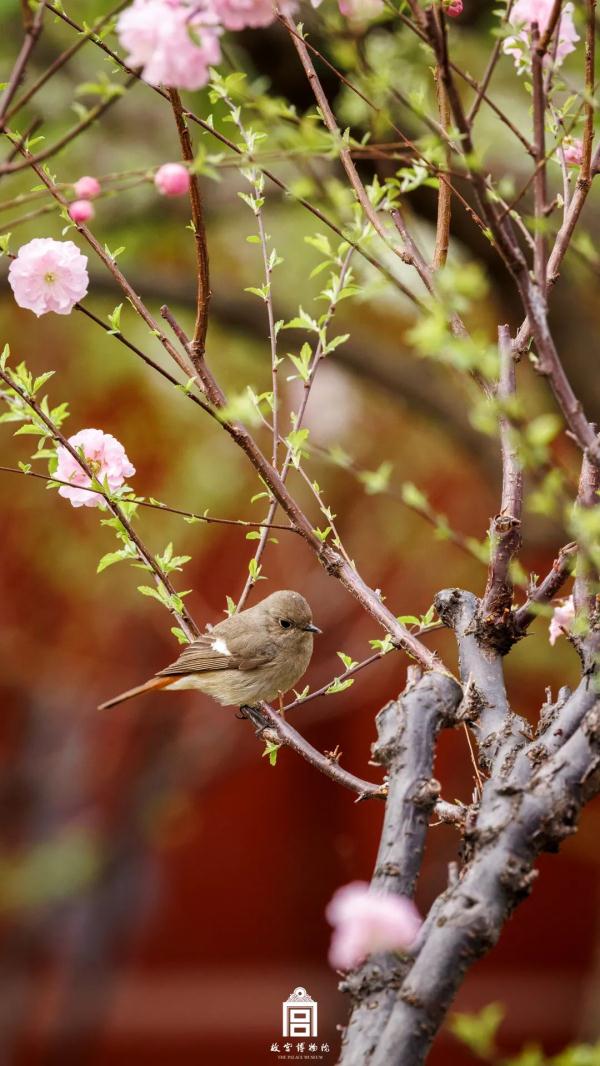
left=238, top=704, right=269, bottom=732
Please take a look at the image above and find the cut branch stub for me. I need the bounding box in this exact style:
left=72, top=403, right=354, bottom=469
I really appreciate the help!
left=479, top=512, right=522, bottom=652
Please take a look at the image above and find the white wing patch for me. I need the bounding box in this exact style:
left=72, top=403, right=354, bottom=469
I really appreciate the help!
left=211, top=636, right=231, bottom=656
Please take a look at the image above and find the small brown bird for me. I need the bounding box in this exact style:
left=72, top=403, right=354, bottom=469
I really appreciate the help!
left=98, top=590, right=321, bottom=711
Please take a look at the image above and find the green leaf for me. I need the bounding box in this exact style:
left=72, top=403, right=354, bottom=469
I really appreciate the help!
left=107, top=303, right=122, bottom=333
left=97, top=550, right=129, bottom=573
left=171, top=626, right=191, bottom=645
left=448, top=1004, right=504, bottom=1060
left=337, top=651, right=358, bottom=670
left=248, top=558, right=264, bottom=581
left=287, top=342, right=313, bottom=383
left=325, top=677, right=355, bottom=695
left=32, top=371, right=54, bottom=394
left=14, top=424, right=44, bottom=436
left=137, top=584, right=164, bottom=603
left=262, top=740, right=281, bottom=766
left=401, top=482, right=428, bottom=510
left=359, top=461, right=393, bottom=495
left=526, top=413, right=563, bottom=447
left=369, top=633, right=395, bottom=655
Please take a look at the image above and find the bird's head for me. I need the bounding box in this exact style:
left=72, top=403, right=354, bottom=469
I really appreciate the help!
left=258, top=590, right=321, bottom=641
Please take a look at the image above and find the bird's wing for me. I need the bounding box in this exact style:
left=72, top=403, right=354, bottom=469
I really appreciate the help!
left=156, top=632, right=278, bottom=677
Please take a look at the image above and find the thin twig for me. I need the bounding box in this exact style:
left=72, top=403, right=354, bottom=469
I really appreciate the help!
left=168, top=89, right=211, bottom=358
left=433, top=67, right=452, bottom=271
left=0, top=369, right=200, bottom=639
left=514, top=542, right=577, bottom=630
left=250, top=704, right=386, bottom=801
left=531, top=24, right=549, bottom=288
left=0, top=0, right=47, bottom=127
left=0, top=465, right=303, bottom=535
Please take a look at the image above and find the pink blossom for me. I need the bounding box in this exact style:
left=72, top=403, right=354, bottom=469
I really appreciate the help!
left=549, top=596, right=576, bottom=645
left=73, top=175, right=101, bottom=200
left=116, top=0, right=221, bottom=91
left=326, top=882, right=422, bottom=971
left=154, top=162, right=189, bottom=197
left=69, top=200, right=95, bottom=223
left=563, top=137, right=584, bottom=167
left=444, top=0, right=463, bottom=15
left=338, top=0, right=383, bottom=16
left=503, top=0, right=579, bottom=73
left=214, top=0, right=277, bottom=29
left=54, top=429, right=136, bottom=508
left=8, top=238, right=89, bottom=317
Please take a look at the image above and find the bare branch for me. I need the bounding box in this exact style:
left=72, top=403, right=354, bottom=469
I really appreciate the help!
left=0, top=0, right=47, bottom=128
left=514, top=542, right=577, bottom=630
left=480, top=325, right=523, bottom=631
left=339, top=670, right=462, bottom=1064
left=168, top=89, right=211, bottom=358
left=246, top=705, right=385, bottom=801
left=435, top=589, right=529, bottom=771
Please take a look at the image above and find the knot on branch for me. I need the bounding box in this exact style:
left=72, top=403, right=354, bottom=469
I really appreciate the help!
left=583, top=703, right=600, bottom=745
left=479, top=717, right=531, bottom=778
left=536, top=686, right=572, bottom=735
left=412, top=776, right=441, bottom=811
left=525, top=742, right=550, bottom=770
left=456, top=678, right=485, bottom=724
left=492, top=513, right=520, bottom=536
left=499, top=855, right=538, bottom=905
left=371, top=699, right=402, bottom=766
left=339, top=953, right=406, bottom=1002
left=319, top=545, right=343, bottom=576
left=532, top=807, right=579, bottom=852
left=434, top=587, right=466, bottom=630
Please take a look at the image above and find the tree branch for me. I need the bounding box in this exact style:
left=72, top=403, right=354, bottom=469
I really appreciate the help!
left=434, top=589, right=529, bottom=772
left=480, top=325, right=523, bottom=636
left=338, top=670, right=463, bottom=1065
left=168, top=89, right=211, bottom=359
left=0, top=0, right=47, bottom=128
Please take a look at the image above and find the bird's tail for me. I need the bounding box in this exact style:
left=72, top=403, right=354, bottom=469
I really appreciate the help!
left=98, top=675, right=173, bottom=711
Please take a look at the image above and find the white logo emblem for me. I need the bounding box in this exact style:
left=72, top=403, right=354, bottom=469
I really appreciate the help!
left=282, top=986, right=318, bottom=1038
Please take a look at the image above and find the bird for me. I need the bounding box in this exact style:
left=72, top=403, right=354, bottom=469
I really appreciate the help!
left=98, top=590, right=321, bottom=711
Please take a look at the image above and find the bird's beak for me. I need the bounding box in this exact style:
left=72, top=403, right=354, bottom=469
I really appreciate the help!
left=304, top=623, right=322, bottom=634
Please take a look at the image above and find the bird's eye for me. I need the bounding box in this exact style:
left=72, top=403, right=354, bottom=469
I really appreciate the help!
left=279, top=618, right=293, bottom=629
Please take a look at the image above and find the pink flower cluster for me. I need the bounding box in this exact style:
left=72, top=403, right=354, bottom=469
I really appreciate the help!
left=215, top=0, right=280, bottom=29
left=549, top=596, right=575, bottom=645
left=562, top=137, right=584, bottom=167
left=444, top=0, right=463, bottom=15
left=504, top=0, right=579, bottom=73
left=117, top=0, right=222, bottom=90
left=8, top=238, right=89, bottom=317
left=117, top=0, right=398, bottom=72
left=54, top=429, right=136, bottom=508
left=326, top=882, right=422, bottom=971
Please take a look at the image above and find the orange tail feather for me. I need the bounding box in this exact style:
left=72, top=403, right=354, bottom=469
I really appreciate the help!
left=98, top=675, right=173, bottom=711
